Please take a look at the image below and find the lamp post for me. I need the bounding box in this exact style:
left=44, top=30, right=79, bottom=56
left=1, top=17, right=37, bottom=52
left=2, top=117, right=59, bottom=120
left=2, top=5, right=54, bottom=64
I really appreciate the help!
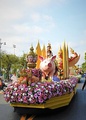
left=13, top=44, right=16, bottom=55
left=0, top=38, right=6, bottom=76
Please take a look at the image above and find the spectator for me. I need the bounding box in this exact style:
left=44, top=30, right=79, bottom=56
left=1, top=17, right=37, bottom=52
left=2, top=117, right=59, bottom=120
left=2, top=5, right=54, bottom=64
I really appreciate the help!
left=0, top=78, right=7, bottom=90
left=82, top=73, right=86, bottom=90
left=11, top=73, right=17, bottom=83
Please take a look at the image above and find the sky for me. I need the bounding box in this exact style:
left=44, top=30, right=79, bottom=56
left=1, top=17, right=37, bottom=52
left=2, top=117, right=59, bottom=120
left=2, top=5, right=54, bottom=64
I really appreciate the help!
left=0, top=0, right=86, bottom=66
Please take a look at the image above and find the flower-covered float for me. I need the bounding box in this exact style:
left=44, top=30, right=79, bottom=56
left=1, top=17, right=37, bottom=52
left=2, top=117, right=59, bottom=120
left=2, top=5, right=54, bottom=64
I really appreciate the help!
left=3, top=43, right=79, bottom=113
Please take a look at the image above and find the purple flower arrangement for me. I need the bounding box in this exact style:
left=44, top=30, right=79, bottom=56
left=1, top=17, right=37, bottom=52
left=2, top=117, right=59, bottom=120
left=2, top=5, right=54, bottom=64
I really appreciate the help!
left=3, top=77, right=78, bottom=104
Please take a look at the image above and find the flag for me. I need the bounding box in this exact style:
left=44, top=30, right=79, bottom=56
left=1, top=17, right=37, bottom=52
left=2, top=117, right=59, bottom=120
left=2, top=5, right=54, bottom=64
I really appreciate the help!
left=41, top=44, right=46, bottom=59
left=35, top=41, right=41, bottom=68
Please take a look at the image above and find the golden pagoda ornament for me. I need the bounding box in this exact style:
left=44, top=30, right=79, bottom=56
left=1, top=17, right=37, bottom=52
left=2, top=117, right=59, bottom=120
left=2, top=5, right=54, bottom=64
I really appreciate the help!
left=27, top=45, right=38, bottom=68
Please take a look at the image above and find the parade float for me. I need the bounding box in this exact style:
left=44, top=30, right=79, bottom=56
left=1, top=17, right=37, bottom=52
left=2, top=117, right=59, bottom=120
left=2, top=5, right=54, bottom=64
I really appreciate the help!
left=3, top=42, right=79, bottom=114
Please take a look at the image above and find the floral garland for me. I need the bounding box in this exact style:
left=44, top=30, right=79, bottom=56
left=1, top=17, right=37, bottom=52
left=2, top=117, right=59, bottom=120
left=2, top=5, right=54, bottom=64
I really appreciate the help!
left=3, top=77, right=78, bottom=104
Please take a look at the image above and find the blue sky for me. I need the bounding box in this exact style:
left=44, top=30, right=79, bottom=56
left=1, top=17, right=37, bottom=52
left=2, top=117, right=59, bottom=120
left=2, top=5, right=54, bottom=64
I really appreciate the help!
left=0, top=0, right=86, bottom=66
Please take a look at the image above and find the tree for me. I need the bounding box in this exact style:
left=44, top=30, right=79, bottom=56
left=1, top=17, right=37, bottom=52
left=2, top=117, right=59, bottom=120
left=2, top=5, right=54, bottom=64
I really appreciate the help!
left=1, top=51, right=27, bottom=80
left=84, top=52, right=86, bottom=62
left=1, top=52, right=20, bottom=80
left=82, top=63, right=86, bottom=72
left=19, top=53, right=27, bottom=69
left=82, top=52, right=86, bottom=72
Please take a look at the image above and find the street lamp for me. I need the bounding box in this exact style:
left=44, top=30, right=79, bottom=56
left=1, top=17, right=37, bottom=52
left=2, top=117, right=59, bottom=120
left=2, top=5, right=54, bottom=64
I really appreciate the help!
left=0, top=38, right=6, bottom=76
left=13, top=44, right=16, bottom=55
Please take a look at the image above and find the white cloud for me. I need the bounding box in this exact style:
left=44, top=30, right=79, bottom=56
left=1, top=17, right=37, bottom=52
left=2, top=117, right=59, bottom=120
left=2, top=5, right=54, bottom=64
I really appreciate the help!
left=0, top=0, right=23, bottom=23
left=23, top=0, right=50, bottom=8
left=13, top=24, right=30, bottom=34
left=0, top=9, right=23, bottom=22
left=12, top=12, right=55, bottom=34
left=0, top=0, right=67, bottom=23
left=30, top=13, right=55, bottom=31
left=43, top=15, right=53, bottom=21
left=30, top=13, right=41, bottom=22
left=31, top=26, right=44, bottom=34
left=84, top=30, right=86, bottom=36
left=12, top=24, right=45, bottom=35
left=23, top=0, right=67, bottom=8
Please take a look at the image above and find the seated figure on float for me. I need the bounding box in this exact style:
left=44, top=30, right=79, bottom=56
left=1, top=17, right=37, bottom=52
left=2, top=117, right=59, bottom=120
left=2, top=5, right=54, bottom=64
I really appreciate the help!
left=47, top=43, right=53, bottom=58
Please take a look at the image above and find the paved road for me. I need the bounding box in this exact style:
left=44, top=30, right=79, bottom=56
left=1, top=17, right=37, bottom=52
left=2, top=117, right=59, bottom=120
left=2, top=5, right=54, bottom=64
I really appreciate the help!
left=0, top=78, right=85, bottom=120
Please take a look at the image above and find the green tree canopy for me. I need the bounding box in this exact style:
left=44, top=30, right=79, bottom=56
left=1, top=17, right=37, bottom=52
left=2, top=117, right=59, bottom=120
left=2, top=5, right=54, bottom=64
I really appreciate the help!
left=84, top=52, right=86, bottom=62
left=82, top=52, right=86, bottom=72
left=1, top=52, right=20, bottom=79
